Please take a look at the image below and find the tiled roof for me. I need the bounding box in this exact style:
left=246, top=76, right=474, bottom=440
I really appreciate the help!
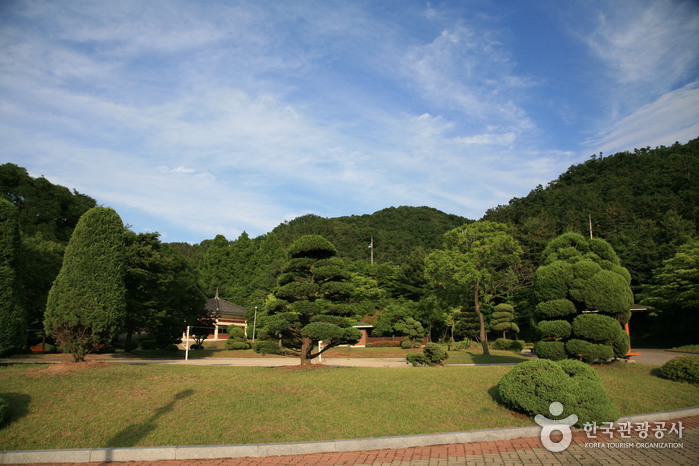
left=205, top=292, right=248, bottom=317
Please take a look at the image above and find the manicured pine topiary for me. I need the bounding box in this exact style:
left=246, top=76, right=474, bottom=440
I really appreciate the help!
left=533, top=233, right=632, bottom=362
left=491, top=303, right=519, bottom=339
left=497, top=358, right=619, bottom=426
left=262, top=235, right=361, bottom=364
left=0, top=199, right=25, bottom=356
left=406, top=342, right=449, bottom=366
left=44, top=207, right=126, bottom=362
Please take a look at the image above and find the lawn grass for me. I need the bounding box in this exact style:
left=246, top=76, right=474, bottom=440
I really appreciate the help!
left=0, top=361, right=697, bottom=451
left=6, top=343, right=531, bottom=363
left=671, top=344, right=699, bottom=353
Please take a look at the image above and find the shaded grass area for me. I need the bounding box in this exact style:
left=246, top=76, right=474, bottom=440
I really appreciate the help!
left=1, top=361, right=697, bottom=451
left=445, top=349, right=531, bottom=365
left=671, top=344, right=699, bottom=353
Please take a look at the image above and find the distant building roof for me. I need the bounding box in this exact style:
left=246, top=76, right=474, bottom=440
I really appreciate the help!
left=205, top=289, right=247, bottom=318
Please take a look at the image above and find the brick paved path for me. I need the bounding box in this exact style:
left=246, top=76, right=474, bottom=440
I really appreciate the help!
left=10, top=415, right=698, bottom=466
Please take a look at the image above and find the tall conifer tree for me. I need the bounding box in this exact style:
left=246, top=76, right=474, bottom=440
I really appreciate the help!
left=45, top=206, right=126, bottom=361
left=0, top=198, right=25, bottom=355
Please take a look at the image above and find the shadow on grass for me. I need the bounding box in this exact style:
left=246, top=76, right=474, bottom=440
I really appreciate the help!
left=104, top=389, right=193, bottom=455
left=487, top=385, right=501, bottom=404
left=0, top=392, right=31, bottom=427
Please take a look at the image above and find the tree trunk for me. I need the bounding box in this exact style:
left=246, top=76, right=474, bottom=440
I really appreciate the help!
left=474, top=282, right=490, bottom=356
left=300, top=336, right=313, bottom=365
left=125, top=329, right=133, bottom=352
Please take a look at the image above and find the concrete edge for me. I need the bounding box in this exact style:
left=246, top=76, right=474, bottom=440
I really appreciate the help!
left=1, top=406, right=697, bottom=464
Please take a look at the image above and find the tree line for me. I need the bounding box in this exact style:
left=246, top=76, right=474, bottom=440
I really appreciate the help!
left=1, top=137, right=697, bottom=358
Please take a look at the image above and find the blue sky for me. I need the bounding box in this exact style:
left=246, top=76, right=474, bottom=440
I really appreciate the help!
left=2, top=0, right=698, bottom=244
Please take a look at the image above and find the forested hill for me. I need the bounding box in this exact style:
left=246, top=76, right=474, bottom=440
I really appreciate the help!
left=483, top=138, right=699, bottom=286
left=271, top=206, right=470, bottom=264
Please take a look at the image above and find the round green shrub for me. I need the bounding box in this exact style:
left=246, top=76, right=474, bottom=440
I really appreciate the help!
left=510, top=340, right=525, bottom=352
left=226, top=326, right=245, bottom=339
left=557, top=359, right=620, bottom=425
left=565, top=339, right=613, bottom=363
left=541, top=233, right=590, bottom=261
left=572, top=314, right=621, bottom=343
left=492, top=338, right=526, bottom=352
left=406, top=352, right=428, bottom=367
left=0, top=397, right=8, bottom=427
left=537, top=320, right=571, bottom=340
left=491, top=338, right=513, bottom=350
left=498, top=359, right=577, bottom=419
left=611, top=329, right=630, bottom=359
left=533, top=262, right=573, bottom=302
left=588, top=238, right=620, bottom=264
left=423, top=342, right=448, bottom=365
left=658, top=356, right=699, bottom=384
left=225, top=340, right=251, bottom=350
left=400, top=338, right=413, bottom=349
left=253, top=340, right=281, bottom=355
left=534, top=340, right=567, bottom=360
left=498, top=358, right=619, bottom=427
left=536, top=299, right=576, bottom=319
left=572, top=259, right=602, bottom=280
left=580, top=270, right=633, bottom=321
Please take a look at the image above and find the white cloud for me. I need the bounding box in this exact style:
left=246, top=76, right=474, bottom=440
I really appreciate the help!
left=585, top=0, right=699, bottom=90
left=587, top=82, right=699, bottom=154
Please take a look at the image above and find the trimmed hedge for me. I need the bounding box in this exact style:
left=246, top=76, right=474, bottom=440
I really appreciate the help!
left=612, top=330, right=630, bottom=359
left=565, top=339, right=614, bottom=363
left=225, top=340, right=251, bottom=350
left=365, top=341, right=401, bottom=347
left=226, top=326, right=245, bottom=340
left=497, top=359, right=619, bottom=427
left=658, top=356, right=699, bottom=384
left=400, top=338, right=413, bottom=349
left=533, top=262, right=574, bottom=302
left=571, top=314, right=621, bottom=343
left=534, top=340, right=567, bottom=361
left=537, top=320, right=571, bottom=340
left=536, top=299, right=576, bottom=319
left=491, top=338, right=525, bottom=352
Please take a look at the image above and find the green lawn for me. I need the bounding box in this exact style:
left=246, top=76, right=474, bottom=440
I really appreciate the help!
left=0, top=361, right=697, bottom=451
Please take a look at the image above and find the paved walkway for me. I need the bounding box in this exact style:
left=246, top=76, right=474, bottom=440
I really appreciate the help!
left=3, top=412, right=697, bottom=465
left=1, top=347, right=690, bottom=368
left=4, top=415, right=698, bottom=465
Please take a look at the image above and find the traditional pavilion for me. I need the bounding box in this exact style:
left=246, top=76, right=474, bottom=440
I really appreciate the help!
left=205, top=289, right=248, bottom=339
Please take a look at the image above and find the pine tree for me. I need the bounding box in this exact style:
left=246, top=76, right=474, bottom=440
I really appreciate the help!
left=263, top=235, right=361, bottom=365
left=491, top=303, right=519, bottom=339
left=0, top=198, right=25, bottom=355
left=44, top=207, right=126, bottom=362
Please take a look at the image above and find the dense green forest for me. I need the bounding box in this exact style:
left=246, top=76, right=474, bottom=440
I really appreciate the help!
left=483, top=139, right=698, bottom=288
left=1, top=137, right=697, bottom=353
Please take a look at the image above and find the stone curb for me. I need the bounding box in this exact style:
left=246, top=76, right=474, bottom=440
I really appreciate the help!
left=1, top=406, right=697, bottom=464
